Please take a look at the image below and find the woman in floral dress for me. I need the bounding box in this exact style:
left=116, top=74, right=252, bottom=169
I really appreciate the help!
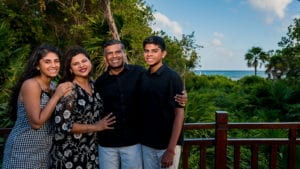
left=50, top=46, right=115, bottom=169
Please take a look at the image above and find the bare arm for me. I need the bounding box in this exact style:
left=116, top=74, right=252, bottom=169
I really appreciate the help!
left=161, top=107, right=184, bottom=168
left=21, top=80, right=73, bottom=129
left=71, top=113, right=116, bottom=134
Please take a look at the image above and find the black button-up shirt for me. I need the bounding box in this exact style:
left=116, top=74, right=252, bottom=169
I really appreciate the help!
left=139, top=64, right=184, bottom=149
left=95, top=64, right=145, bottom=147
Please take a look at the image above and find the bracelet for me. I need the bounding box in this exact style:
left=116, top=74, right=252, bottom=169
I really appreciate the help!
left=166, top=148, right=175, bottom=155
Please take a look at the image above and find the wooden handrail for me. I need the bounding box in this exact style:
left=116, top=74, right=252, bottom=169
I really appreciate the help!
left=184, top=122, right=300, bottom=130
left=183, top=111, right=300, bottom=169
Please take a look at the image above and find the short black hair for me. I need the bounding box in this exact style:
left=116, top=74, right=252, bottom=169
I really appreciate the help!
left=102, top=40, right=125, bottom=56
left=143, top=36, right=166, bottom=51
left=103, top=39, right=125, bottom=49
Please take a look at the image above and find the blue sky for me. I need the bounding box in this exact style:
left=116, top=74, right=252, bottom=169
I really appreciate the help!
left=144, top=0, right=300, bottom=70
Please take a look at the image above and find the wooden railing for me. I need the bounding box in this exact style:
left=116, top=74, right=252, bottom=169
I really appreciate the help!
left=1, top=111, right=300, bottom=169
left=183, top=111, right=300, bottom=169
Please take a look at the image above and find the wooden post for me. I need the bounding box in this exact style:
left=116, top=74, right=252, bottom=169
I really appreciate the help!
left=234, top=145, right=240, bottom=169
left=182, top=144, right=190, bottom=169
left=288, top=129, right=297, bottom=169
left=215, top=111, right=228, bottom=169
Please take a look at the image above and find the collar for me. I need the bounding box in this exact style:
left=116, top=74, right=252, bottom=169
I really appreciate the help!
left=105, top=64, right=131, bottom=76
left=147, top=64, right=167, bottom=76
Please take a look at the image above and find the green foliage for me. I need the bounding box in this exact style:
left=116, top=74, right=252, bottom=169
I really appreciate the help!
left=184, top=74, right=300, bottom=168
left=276, top=18, right=300, bottom=79
left=265, top=50, right=288, bottom=79
left=153, top=32, right=201, bottom=77
left=0, top=22, right=16, bottom=86
left=0, top=20, right=31, bottom=127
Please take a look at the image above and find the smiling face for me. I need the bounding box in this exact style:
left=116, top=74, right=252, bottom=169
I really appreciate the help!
left=143, top=43, right=166, bottom=72
left=70, top=53, right=92, bottom=78
left=104, top=43, right=125, bottom=69
left=37, top=52, right=60, bottom=78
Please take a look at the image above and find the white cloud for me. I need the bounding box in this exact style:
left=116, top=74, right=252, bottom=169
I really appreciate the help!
left=211, top=38, right=223, bottom=47
left=217, top=48, right=234, bottom=58
left=150, top=12, right=183, bottom=39
left=265, top=16, right=274, bottom=24
left=248, top=0, right=292, bottom=20
left=210, top=32, right=224, bottom=47
left=213, top=32, right=224, bottom=39
left=200, top=47, right=247, bottom=70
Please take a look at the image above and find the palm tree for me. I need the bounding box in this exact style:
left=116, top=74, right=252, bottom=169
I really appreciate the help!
left=244, top=47, right=269, bottom=76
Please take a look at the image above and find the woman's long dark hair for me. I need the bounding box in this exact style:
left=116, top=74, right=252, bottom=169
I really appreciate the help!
left=60, top=46, right=91, bottom=83
left=8, top=44, right=61, bottom=121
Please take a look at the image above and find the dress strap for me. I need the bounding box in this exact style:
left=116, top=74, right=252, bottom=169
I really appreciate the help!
left=35, top=78, right=49, bottom=93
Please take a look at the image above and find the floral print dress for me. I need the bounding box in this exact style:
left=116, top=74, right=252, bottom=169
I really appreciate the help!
left=50, top=82, right=103, bottom=169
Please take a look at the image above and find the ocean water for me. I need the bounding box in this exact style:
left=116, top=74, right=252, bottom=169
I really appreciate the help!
left=194, top=70, right=267, bottom=80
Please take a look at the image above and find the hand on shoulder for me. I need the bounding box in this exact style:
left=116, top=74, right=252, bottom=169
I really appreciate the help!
left=55, top=82, right=74, bottom=97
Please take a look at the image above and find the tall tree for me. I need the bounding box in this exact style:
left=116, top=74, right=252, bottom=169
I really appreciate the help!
left=278, top=18, right=300, bottom=78
left=245, top=47, right=269, bottom=76
left=265, top=50, right=288, bottom=79
left=101, top=0, right=120, bottom=40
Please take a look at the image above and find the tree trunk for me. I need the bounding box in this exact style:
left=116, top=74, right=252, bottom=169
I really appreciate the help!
left=103, top=0, right=120, bottom=40
left=254, top=58, right=258, bottom=76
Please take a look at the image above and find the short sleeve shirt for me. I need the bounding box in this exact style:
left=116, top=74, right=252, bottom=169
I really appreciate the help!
left=139, top=64, right=184, bottom=149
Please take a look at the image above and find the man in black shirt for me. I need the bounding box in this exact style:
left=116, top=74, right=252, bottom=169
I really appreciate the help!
left=140, top=36, right=185, bottom=169
left=95, top=40, right=144, bottom=169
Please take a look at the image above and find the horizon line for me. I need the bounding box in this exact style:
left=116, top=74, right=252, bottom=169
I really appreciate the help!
left=193, top=69, right=266, bottom=71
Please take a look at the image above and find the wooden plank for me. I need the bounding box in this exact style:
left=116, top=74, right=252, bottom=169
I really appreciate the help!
left=251, top=145, right=259, bottom=169
left=269, top=145, right=278, bottom=169
left=200, top=145, right=207, bottom=169
left=234, top=145, right=240, bottom=169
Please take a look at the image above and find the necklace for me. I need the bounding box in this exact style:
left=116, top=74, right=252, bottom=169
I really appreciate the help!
left=73, top=79, right=92, bottom=96
left=35, top=78, right=50, bottom=92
